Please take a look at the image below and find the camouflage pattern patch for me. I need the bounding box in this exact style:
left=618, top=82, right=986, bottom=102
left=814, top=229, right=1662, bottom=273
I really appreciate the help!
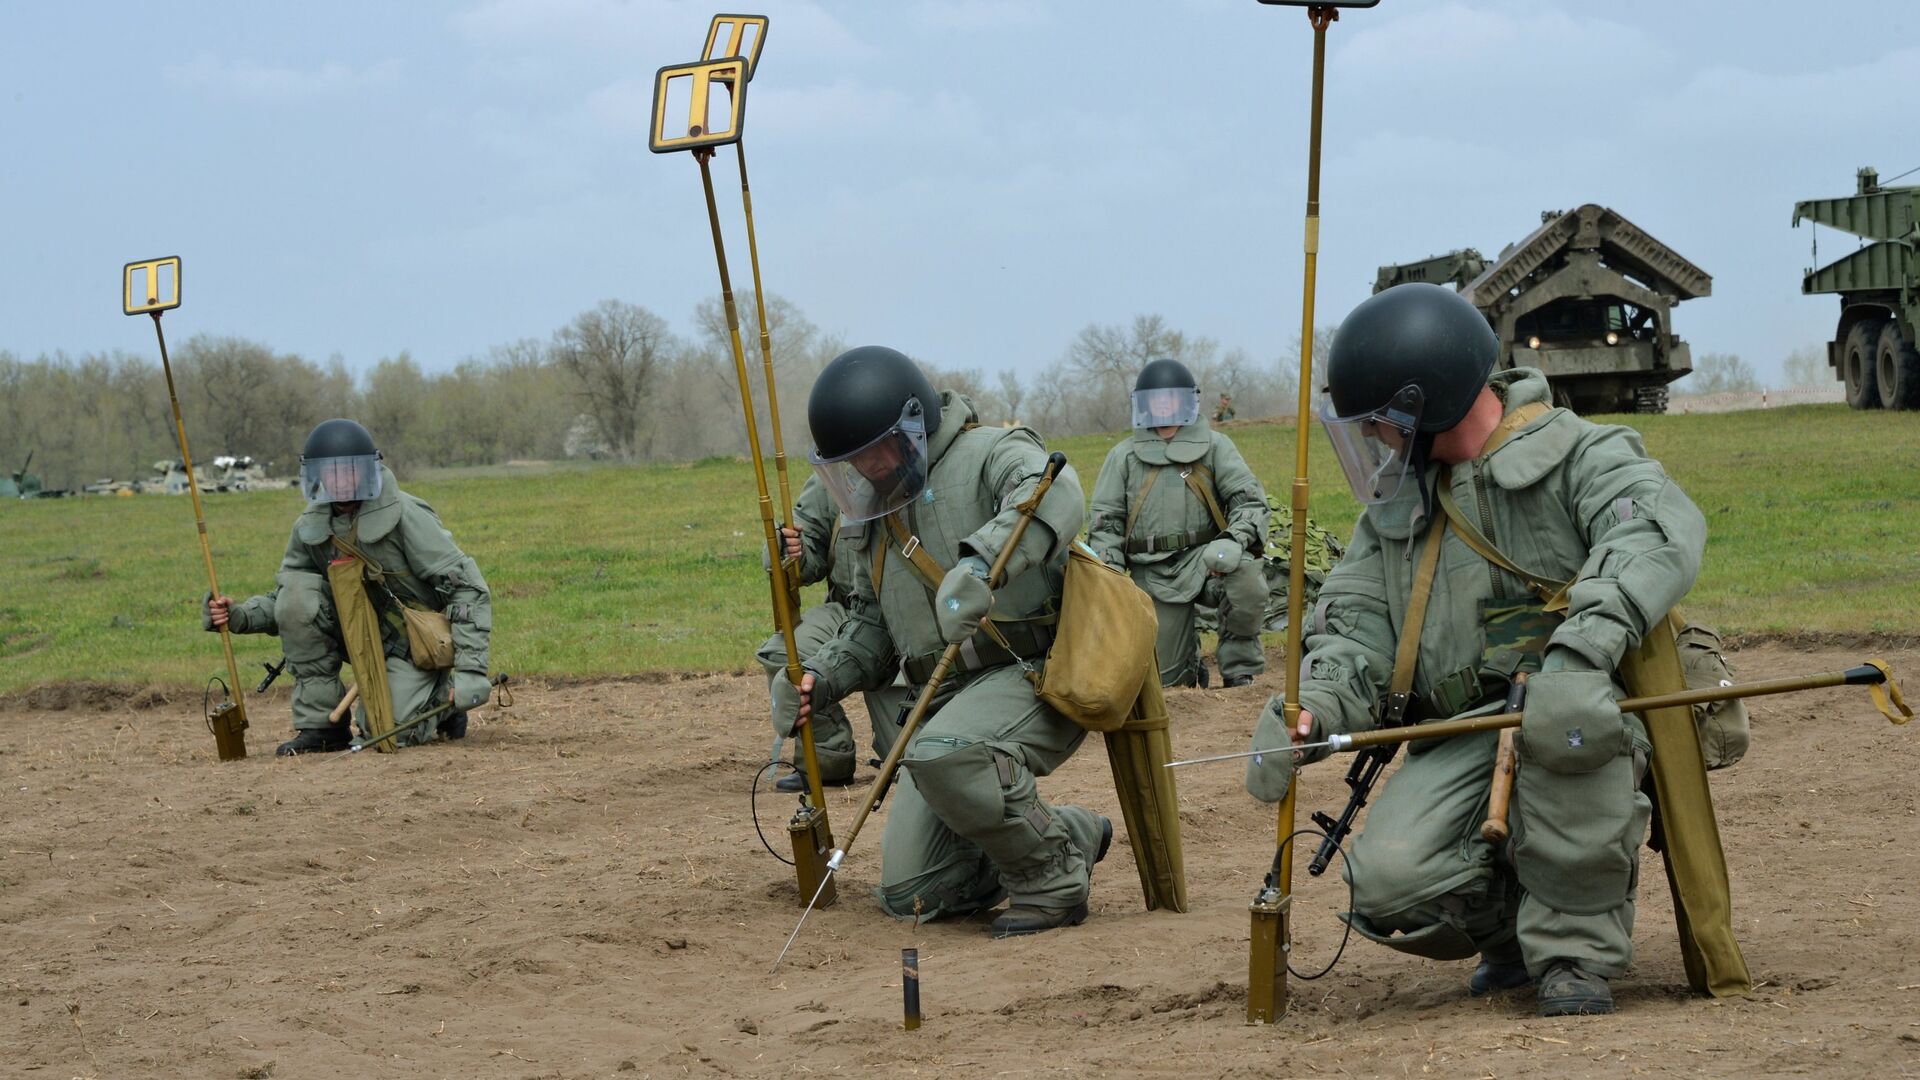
left=1479, top=598, right=1561, bottom=678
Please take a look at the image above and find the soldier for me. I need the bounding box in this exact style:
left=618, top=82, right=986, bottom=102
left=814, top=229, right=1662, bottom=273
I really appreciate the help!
left=204, top=419, right=494, bottom=755
left=1088, top=359, right=1270, bottom=688
left=1245, top=284, right=1707, bottom=1017
left=775, top=345, right=1112, bottom=937
left=1213, top=392, right=1235, bottom=423
left=758, top=474, right=908, bottom=793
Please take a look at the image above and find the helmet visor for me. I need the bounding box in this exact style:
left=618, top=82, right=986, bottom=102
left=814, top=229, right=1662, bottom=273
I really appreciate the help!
left=807, top=407, right=930, bottom=523
left=1319, top=385, right=1424, bottom=505
left=300, top=454, right=383, bottom=504
left=1131, top=387, right=1201, bottom=430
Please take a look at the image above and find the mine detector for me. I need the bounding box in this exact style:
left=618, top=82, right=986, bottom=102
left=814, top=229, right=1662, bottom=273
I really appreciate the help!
left=1374, top=204, right=1711, bottom=414
left=1793, top=166, right=1920, bottom=410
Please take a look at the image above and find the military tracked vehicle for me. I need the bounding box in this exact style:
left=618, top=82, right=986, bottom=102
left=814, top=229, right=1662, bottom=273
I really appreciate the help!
left=1374, top=205, right=1712, bottom=414
left=1793, top=166, right=1920, bottom=410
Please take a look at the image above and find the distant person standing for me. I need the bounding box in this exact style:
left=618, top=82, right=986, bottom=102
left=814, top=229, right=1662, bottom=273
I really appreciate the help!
left=1088, top=360, right=1269, bottom=688
left=1213, top=392, right=1236, bottom=423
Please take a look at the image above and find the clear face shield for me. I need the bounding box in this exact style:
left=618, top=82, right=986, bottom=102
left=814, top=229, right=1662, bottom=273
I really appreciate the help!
left=1131, top=386, right=1201, bottom=430
left=1320, top=384, right=1425, bottom=505
left=808, top=404, right=931, bottom=523
left=299, top=453, right=383, bottom=504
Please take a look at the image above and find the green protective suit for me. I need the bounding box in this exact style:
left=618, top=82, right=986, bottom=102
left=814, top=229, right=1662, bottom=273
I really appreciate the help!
left=805, top=393, right=1106, bottom=920
left=1087, top=422, right=1271, bottom=686
left=209, top=465, right=492, bottom=743
left=755, top=474, right=908, bottom=781
left=1246, top=369, right=1707, bottom=979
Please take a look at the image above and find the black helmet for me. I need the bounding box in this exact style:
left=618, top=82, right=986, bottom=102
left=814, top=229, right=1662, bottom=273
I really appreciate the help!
left=1326, top=283, right=1498, bottom=433
left=1131, top=357, right=1202, bottom=430
left=807, top=346, right=941, bottom=459
left=806, top=346, right=942, bottom=522
left=302, top=418, right=378, bottom=460
left=1134, top=358, right=1196, bottom=393
left=299, top=419, right=383, bottom=504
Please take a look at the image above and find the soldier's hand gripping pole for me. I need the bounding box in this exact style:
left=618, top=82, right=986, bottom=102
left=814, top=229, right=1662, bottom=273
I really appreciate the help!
left=124, top=257, right=248, bottom=762
left=773, top=453, right=1070, bottom=973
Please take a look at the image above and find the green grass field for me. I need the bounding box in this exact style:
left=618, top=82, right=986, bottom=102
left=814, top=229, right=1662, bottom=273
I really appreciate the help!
left=2, top=404, right=1916, bottom=694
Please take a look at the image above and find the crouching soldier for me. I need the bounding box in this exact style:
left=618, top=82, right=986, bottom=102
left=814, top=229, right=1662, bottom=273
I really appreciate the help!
left=1245, top=284, right=1708, bottom=1016
left=776, top=346, right=1111, bottom=937
left=204, top=419, right=494, bottom=755
left=1088, top=359, right=1270, bottom=688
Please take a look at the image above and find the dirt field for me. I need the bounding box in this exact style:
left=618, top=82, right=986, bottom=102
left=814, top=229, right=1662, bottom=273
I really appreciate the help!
left=4, top=643, right=1917, bottom=1079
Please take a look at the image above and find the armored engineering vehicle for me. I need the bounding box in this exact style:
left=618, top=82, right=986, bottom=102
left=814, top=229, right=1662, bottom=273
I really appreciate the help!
left=1375, top=204, right=1712, bottom=414
left=1793, top=167, right=1920, bottom=410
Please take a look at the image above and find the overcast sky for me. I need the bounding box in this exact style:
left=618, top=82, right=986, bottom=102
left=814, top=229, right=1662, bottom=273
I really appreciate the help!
left=6, top=1, right=1915, bottom=387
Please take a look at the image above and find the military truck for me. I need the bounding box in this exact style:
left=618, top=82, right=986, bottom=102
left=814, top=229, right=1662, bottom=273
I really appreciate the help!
left=1375, top=204, right=1712, bottom=414
left=1793, top=167, right=1920, bottom=409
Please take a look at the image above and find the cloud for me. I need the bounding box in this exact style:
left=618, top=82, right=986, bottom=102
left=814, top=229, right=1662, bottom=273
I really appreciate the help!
left=163, top=53, right=402, bottom=100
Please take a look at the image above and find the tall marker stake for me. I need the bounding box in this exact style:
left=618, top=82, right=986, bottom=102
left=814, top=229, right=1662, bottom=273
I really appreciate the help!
left=1246, top=0, right=1377, bottom=1024
left=123, top=257, right=249, bottom=761
left=650, top=49, right=836, bottom=909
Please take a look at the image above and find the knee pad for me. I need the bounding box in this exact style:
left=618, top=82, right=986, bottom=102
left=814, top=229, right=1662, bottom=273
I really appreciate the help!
left=1219, top=563, right=1269, bottom=638
left=273, top=572, right=340, bottom=661
left=903, top=740, right=1006, bottom=837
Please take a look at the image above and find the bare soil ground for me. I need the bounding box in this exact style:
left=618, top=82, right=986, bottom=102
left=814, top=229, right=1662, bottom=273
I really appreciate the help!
left=4, top=644, right=1917, bottom=1079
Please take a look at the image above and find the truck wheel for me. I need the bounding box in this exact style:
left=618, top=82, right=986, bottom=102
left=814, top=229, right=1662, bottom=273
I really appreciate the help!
left=1843, top=319, right=1886, bottom=409
left=1876, top=322, right=1920, bottom=410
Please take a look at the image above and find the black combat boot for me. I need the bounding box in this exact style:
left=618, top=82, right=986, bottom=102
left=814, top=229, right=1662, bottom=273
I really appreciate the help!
left=1468, top=955, right=1534, bottom=996
left=441, top=712, right=469, bottom=740
left=1536, top=959, right=1614, bottom=1016
left=276, top=725, right=351, bottom=756
left=774, top=769, right=856, bottom=794
left=1221, top=674, right=1255, bottom=688
left=990, top=816, right=1112, bottom=939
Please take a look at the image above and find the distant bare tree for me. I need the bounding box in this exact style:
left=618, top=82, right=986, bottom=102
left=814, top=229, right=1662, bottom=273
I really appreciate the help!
left=1682, top=352, right=1760, bottom=395
left=997, top=369, right=1026, bottom=424
left=1782, top=345, right=1829, bottom=389
left=552, top=300, right=676, bottom=461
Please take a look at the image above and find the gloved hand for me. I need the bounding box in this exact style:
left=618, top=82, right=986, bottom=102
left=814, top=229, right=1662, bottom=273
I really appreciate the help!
left=935, top=555, right=994, bottom=644
left=770, top=671, right=815, bottom=738
left=451, top=670, right=494, bottom=711
left=1521, top=648, right=1626, bottom=773
left=1203, top=537, right=1243, bottom=575
left=1244, top=695, right=1326, bottom=803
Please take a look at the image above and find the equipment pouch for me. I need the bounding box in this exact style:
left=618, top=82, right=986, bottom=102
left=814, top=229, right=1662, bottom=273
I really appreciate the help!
left=1034, top=543, right=1158, bottom=732
left=1677, top=622, right=1749, bottom=769
left=402, top=606, right=456, bottom=671
left=1521, top=668, right=1627, bottom=774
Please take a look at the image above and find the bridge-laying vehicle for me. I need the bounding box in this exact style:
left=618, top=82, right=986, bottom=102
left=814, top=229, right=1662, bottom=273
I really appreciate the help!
left=1793, top=166, right=1920, bottom=410
left=1374, top=204, right=1712, bottom=414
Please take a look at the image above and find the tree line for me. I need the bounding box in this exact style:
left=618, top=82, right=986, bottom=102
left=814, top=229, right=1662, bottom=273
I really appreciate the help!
left=0, top=296, right=1317, bottom=489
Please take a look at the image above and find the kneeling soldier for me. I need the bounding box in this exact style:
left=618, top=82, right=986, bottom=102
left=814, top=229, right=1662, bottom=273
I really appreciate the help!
left=204, top=419, right=494, bottom=755
left=1245, top=285, right=1707, bottom=1016
left=776, top=345, right=1111, bottom=937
